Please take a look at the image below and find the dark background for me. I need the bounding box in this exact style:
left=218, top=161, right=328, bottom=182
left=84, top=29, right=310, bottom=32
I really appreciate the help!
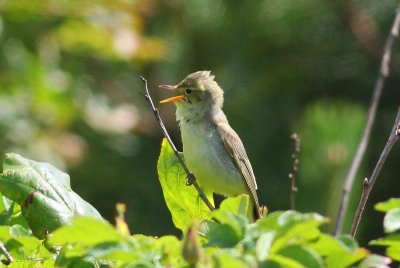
left=0, top=0, right=399, bottom=246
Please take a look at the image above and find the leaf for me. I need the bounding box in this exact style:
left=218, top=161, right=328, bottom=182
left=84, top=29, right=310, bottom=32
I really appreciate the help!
left=48, top=217, right=124, bottom=248
left=325, top=247, right=367, bottom=268
left=337, top=235, right=359, bottom=252
left=264, top=254, right=304, bottom=268
left=204, top=220, right=241, bottom=248
left=383, top=208, right=400, bottom=233
left=370, top=234, right=400, bottom=246
left=0, top=153, right=102, bottom=239
left=271, top=211, right=327, bottom=252
left=370, top=234, right=400, bottom=262
left=256, top=231, right=275, bottom=261
left=211, top=196, right=249, bottom=240
left=386, top=245, right=400, bottom=261
left=157, top=139, right=213, bottom=231
left=212, top=251, right=250, bottom=267
left=310, top=234, right=368, bottom=268
left=375, top=198, right=400, bottom=212
left=278, top=245, right=324, bottom=268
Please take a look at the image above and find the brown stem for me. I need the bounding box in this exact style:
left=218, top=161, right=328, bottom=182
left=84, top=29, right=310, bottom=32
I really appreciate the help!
left=141, top=76, right=215, bottom=211
left=288, top=133, right=300, bottom=210
left=334, top=4, right=400, bottom=235
left=0, top=240, right=13, bottom=265
left=350, top=108, right=400, bottom=237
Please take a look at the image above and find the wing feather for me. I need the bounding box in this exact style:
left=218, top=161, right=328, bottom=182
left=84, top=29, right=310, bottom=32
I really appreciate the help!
left=217, top=123, right=260, bottom=211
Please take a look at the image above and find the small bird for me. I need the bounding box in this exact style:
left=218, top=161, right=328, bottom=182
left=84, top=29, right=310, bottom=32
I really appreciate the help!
left=159, top=71, right=261, bottom=219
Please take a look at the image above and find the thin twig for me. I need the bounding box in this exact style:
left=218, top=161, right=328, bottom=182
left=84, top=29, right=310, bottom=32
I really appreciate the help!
left=334, top=4, right=400, bottom=235
left=288, top=133, right=300, bottom=210
left=350, top=108, right=400, bottom=237
left=140, top=76, right=215, bottom=211
left=0, top=240, right=13, bottom=265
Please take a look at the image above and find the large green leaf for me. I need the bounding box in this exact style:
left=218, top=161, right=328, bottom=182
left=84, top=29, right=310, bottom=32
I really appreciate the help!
left=375, top=198, right=400, bottom=212
left=0, top=153, right=102, bottom=239
left=157, top=139, right=213, bottom=232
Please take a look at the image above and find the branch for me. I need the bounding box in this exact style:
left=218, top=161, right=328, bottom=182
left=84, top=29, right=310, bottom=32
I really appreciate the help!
left=350, top=108, right=400, bottom=237
left=140, top=76, right=215, bottom=211
left=334, top=4, right=400, bottom=235
left=0, top=240, right=13, bottom=265
left=288, top=133, right=300, bottom=210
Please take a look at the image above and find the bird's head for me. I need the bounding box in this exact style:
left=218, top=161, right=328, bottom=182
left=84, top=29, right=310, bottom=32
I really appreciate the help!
left=159, top=71, right=224, bottom=121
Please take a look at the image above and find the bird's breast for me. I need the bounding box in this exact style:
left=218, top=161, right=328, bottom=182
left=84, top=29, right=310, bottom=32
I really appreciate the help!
left=179, top=120, right=248, bottom=196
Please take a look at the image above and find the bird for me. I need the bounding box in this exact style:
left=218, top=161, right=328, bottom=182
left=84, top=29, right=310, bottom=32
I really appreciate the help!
left=159, top=71, right=261, bottom=219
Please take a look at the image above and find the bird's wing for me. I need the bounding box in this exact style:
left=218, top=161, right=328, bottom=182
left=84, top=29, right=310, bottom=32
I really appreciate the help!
left=216, top=123, right=259, bottom=208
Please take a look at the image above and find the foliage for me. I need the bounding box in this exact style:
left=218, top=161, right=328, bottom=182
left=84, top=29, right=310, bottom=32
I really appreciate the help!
left=370, top=198, right=400, bottom=261
left=0, top=153, right=101, bottom=239
left=0, top=142, right=396, bottom=267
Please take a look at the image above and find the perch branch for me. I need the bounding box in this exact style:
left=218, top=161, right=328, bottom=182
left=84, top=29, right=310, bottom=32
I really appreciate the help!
left=0, top=240, right=13, bottom=265
left=334, top=4, right=400, bottom=235
left=288, top=133, right=300, bottom=210
left=141, top=76, right=215, bottom=211
left=350, top=108, right=400, bottom=237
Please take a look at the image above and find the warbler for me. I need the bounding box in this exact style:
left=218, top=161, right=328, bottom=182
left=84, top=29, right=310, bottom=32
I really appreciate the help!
left=159, top=71, right=261, bottom=219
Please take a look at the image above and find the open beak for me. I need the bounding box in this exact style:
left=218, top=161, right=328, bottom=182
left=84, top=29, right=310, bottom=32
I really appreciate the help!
left=158, top=84, right=185, bottom=104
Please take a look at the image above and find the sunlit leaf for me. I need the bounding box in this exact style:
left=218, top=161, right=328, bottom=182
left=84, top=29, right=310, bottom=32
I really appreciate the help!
left=278, top=245, right=324, bottom=268
left=256, top=231, right=275, bottom=261
left=157, top=139, right=213, bottom=232
left=48, top=217, right=123, bottom=247
left=375, top=198, right=400, bottom=212
left=0, top=153, right=102, bottom=239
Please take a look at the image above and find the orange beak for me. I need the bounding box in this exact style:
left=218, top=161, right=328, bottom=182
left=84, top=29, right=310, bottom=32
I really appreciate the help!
left=158, top=85, right=185, bottom=104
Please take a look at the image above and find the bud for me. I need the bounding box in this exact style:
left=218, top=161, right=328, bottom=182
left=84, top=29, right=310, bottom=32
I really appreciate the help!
left=182, top=221, right=203, bottom=265
left=115, top=203, right=130, bottom=236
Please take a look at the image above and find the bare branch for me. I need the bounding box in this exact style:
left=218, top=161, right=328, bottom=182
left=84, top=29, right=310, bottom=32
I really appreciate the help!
left=350, top=108, right=400, bottom=237
left=0, top=240, right=13, bottom=265
left=288, top=133, right=300, bottom=210
left=334, top=4, right=400, bottom=235
left=140, top=76, right=215, bottom=211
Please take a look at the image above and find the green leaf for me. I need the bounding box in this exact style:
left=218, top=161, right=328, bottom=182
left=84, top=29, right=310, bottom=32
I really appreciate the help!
left=271, top=211, right=327, bottom=252
left=211, top=196, right=249, bottom=241
left=370, top=234, right=400, bottom=246
left=265, top=254, right=304, bottom=268
left=157, top=139, right=213, bottom=231
left=217, top=194, right=251, bottom=219
left=375, top=198, right=400, bottom=212
left=383, top=208, right=400, bottom=233
left=204, top=220, right=241, bottom=248
left=325, top=247, right=367, bottom=268
left=370, top=234, right=400, bottom=262
left=0, top=153, right=102, bottom=239
left=256, top=231, right=275, bottom=261
left=211, top=251, right=250, bottom=267
left=278, top=245, right=324, bottom=268
left=337, top=235, right=359, bottom=252
left=48, top=217, right=124, bottom=248
left=310, top=234, right=367, bottom=268
left=386, top=245, right=400, bottom=261
left=310, top=234, right=348, bottom=256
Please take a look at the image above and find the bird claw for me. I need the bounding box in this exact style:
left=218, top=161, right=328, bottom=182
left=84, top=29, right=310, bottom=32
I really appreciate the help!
left=186, top=173, right=195, bottom=186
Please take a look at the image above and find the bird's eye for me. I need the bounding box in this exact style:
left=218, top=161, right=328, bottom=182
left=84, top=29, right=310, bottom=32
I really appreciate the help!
left=185, top=88, right=192, bottom=94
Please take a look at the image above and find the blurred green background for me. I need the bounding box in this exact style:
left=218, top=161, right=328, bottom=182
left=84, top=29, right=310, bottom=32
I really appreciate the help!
left=0, top=0, right=399, bottom=245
